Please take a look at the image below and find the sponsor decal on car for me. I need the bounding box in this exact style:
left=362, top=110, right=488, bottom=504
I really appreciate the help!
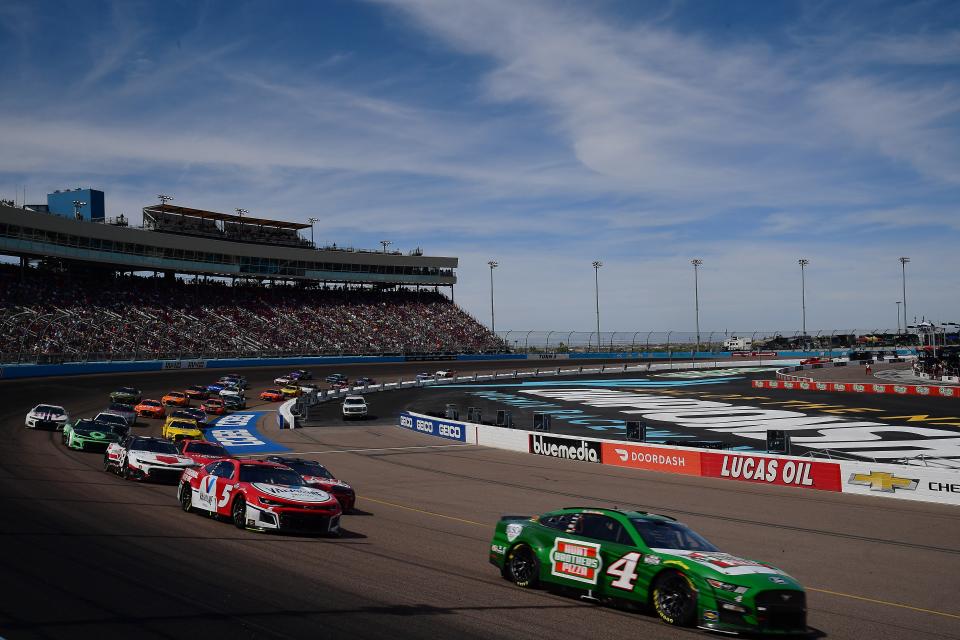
left=505, top=523, right=524, bottom=542
left=491, top=544, right=506, bottom=555
left=549, top=538, right=602, bottom=584
left=529, top=434, right=602, bottom=463
left=848, top=471, right=919, bottom=493
left=252, top=483, right=333, bottom=503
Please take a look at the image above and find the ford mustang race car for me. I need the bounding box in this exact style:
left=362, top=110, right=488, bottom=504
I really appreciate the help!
left=162, top=391, right=190, bottom=407
left=134, top=399, right=166, bottom=419
left=162, top=417, right=203, bottom=442
left=185, top=385, right=210, bottom=400
left=219, top=384, right=245, bottom=400
left=110, top=387, right=142, bottom=404
left=222, top=395, right=246, bottom=410
left=260, top=388, right=284, bottom=402
left=355, top=376, right=375, bottom=386
left=25, top=404, right=69, bottom=430
left=200, top=398, right=225, bottom=415
left=104, top=435, right=196, bottom=482
left=219, top=375, right=247, bottom=389
left=490, top=507, right=806, bottom=635
left=325, top=373, right=347, bottom=384
left=280, top=385, right=301, bottom=398
left=62, top=418, right=125, bottom=451
left=102, top=402, right=137, bottom=426
left=92, top=412, right=132, bottom=437
left=178, top=459, right=342, bottom=534
left=179, top=439, right=231, bottom=465
left=290, top=369, right=311, bottom=380
left=265, top=456, right=356, bottom=512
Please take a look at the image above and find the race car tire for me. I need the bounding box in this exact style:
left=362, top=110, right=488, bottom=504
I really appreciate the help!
left=231, top=496, right=247, bottom=529
left=121, top=464, right=131, bottom=480
left=178, top=483, right=193, bottom=513
left=651, top=571, right=697, bottom=627
left=103, top=456, right=111, bottom=472
left=505, top=544, right=539, bottom=588
left=61, top=431, right=68, bottom=445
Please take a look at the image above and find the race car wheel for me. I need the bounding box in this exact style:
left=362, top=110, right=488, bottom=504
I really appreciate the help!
left=506, top=545, right=539, bottom=588
left=61, top=431, right=68, bottom=445
left=652, top=571, right=697, bottom=627
left=178, top=483, right=193, bottom=513
left=103, top=456, right=111, bottom=472
left=231, top=496, right=247, bottom=529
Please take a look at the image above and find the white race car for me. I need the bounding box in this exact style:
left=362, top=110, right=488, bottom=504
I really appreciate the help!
left=274, top=375, right=292, bottom=385
left=25, top=404, right=70, bottom=430
left=104, top=435, right=196, bottom=483
left=219, top=384, right=246, bottom=400
left=435, top=370, right=454, bottom=379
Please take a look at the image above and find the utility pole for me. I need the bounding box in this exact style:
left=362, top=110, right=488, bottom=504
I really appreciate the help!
left=799, top=258, right=809, bottom=346
left=380, top=240, right=391, bottom=253
left=488, top=260, right=498, bottom=334
left=899, top=257, right=910, bottom=335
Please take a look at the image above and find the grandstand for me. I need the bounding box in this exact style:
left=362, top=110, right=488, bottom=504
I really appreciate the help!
left=0, top=201, right=501, bottom=363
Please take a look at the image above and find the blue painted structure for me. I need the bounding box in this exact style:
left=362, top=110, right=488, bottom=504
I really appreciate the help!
left=47, top=188, right=105, bottom=221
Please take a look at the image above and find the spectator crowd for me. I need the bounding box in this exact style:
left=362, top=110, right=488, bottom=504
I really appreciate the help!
left=0, top=267, right=503, bottom=362
left=914, top=346, right=960, bottom=381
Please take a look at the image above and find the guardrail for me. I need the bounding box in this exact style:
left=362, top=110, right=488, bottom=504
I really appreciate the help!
left=397, top=411, right=960, bottom=506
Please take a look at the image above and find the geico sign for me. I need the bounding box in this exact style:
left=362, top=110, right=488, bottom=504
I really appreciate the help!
left=416, top=419, right=434, bottom=433
left=439, top=424, right=461, bottom=439
left=530, top=434, right=601, bottom=463
left=399, top=415, right=413, bottom=428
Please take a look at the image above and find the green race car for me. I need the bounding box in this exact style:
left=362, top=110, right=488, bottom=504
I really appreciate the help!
left=490, top=507, right=806, bottom=635
left=110, top=387, right=142, bottom=404
left=62, top=418, right=125, bottom=451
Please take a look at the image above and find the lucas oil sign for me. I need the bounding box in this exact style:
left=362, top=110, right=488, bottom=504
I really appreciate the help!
left=398, top=412, right=468, bottom=442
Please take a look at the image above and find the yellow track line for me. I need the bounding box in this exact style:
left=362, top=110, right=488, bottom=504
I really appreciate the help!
left=366, top=495, right=960, bottom=621
left=806, top=587, right=960, bottom=620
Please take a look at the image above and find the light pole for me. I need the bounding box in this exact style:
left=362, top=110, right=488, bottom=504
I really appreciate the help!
left=592, top=261, right=603, bottom=351
left=899, top=257, right=910, bottom=332
left=798, top=258, right=809, bottom=345
left=157, top=194, right=173, bottom=209
left=691, top=259, right=703, bottom=357
left=307, top=217, right=319, bottom=246
left=488, top=260, right=498, bottom=334
left=235, top=208, right=248, bottom=219
left=380, top=240, right=391, bottom=253
left=71, top=200, right=87, bottom=221
left=896, top=301, right=902, bottom=334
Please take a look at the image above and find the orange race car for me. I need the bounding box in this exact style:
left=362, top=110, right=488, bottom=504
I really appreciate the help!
left=162, top=391, right=190, bottom=407
left=259, top=388, right=284, bottom=402
left=134, top=399, right=166, bottom=419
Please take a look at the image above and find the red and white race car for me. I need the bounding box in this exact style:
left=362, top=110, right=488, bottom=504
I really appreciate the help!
left=178, top=459, right=342, bottom=535
left=179, top=439, right=231, bottom=465
left=800, top=356, right=832, bottom=365
left=104, top=435, right=196, bottom=483
left=266, top=456, right=357, bottom=512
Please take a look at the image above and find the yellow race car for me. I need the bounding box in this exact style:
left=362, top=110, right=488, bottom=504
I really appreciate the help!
left=280, top=384, right=302, bottom=398
left=162, top=417, right=203, bottom=442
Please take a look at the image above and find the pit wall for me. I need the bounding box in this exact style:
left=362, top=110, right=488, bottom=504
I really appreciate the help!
left=398, top=411, right=960, bottom=507
left=0, top=348, right=910, bottom=380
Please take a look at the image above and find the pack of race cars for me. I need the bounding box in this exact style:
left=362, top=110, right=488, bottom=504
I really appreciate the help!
left=22, top=364, right=811, bottom=634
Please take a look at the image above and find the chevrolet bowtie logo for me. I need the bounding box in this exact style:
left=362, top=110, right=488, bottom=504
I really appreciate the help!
left=849, top=471, right=918, bottom=493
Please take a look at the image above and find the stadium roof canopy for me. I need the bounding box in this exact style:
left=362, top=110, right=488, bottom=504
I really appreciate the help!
left=143, top=204, right=311, bottom=230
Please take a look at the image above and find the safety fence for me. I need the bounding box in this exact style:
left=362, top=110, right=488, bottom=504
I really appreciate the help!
left=397, top=411, right=960, bottom=507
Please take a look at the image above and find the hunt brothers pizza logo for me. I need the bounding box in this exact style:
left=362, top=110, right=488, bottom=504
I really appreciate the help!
left=549, top=538, right=602, bottom=584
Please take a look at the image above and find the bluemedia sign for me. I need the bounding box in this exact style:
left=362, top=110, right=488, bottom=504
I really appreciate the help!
left=206, top=412, right=289, bottom=454
left=398, top=412, right=467, bottom=442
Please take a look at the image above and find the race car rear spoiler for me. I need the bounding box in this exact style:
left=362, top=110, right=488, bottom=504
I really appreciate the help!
left=499, top=515, right=531, bottom=522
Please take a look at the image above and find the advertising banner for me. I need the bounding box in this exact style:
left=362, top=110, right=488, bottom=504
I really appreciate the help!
left=161, top=359, right=207, bottom=370
left=839, top=461, right=960, bottom=505
left=754, top=379, right=959, bottom=398
left=529, top=433, right=602, bottom=464
left=398, top=412, right=468, bottom=442
left=700, top=451, right=842, bottom=492
left=601, top=442, right=702, bottom=475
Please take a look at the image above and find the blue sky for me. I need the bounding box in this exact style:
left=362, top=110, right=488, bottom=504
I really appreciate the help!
left=1, top=0, right=958, bottom=333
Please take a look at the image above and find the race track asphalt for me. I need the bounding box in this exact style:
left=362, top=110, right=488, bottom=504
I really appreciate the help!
left=1, top=360, right=958, bottom=640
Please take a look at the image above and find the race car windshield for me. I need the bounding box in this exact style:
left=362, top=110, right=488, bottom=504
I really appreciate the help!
left=286, top=462, right=333, bottom=479
left=109, top=403, right=133, bottom=411
left=630, top=519, right=719, bottom=552
left=185, top=442, right=227, bottom=456
left=35, top=405, right=64, bottom=415
left=96, top=414, right=126, bottom=425
left=133, top=440, right=179, bottom=454
left=239, top=465, right=305, bottom=486
left=118, top=387, right=138, bottom=394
